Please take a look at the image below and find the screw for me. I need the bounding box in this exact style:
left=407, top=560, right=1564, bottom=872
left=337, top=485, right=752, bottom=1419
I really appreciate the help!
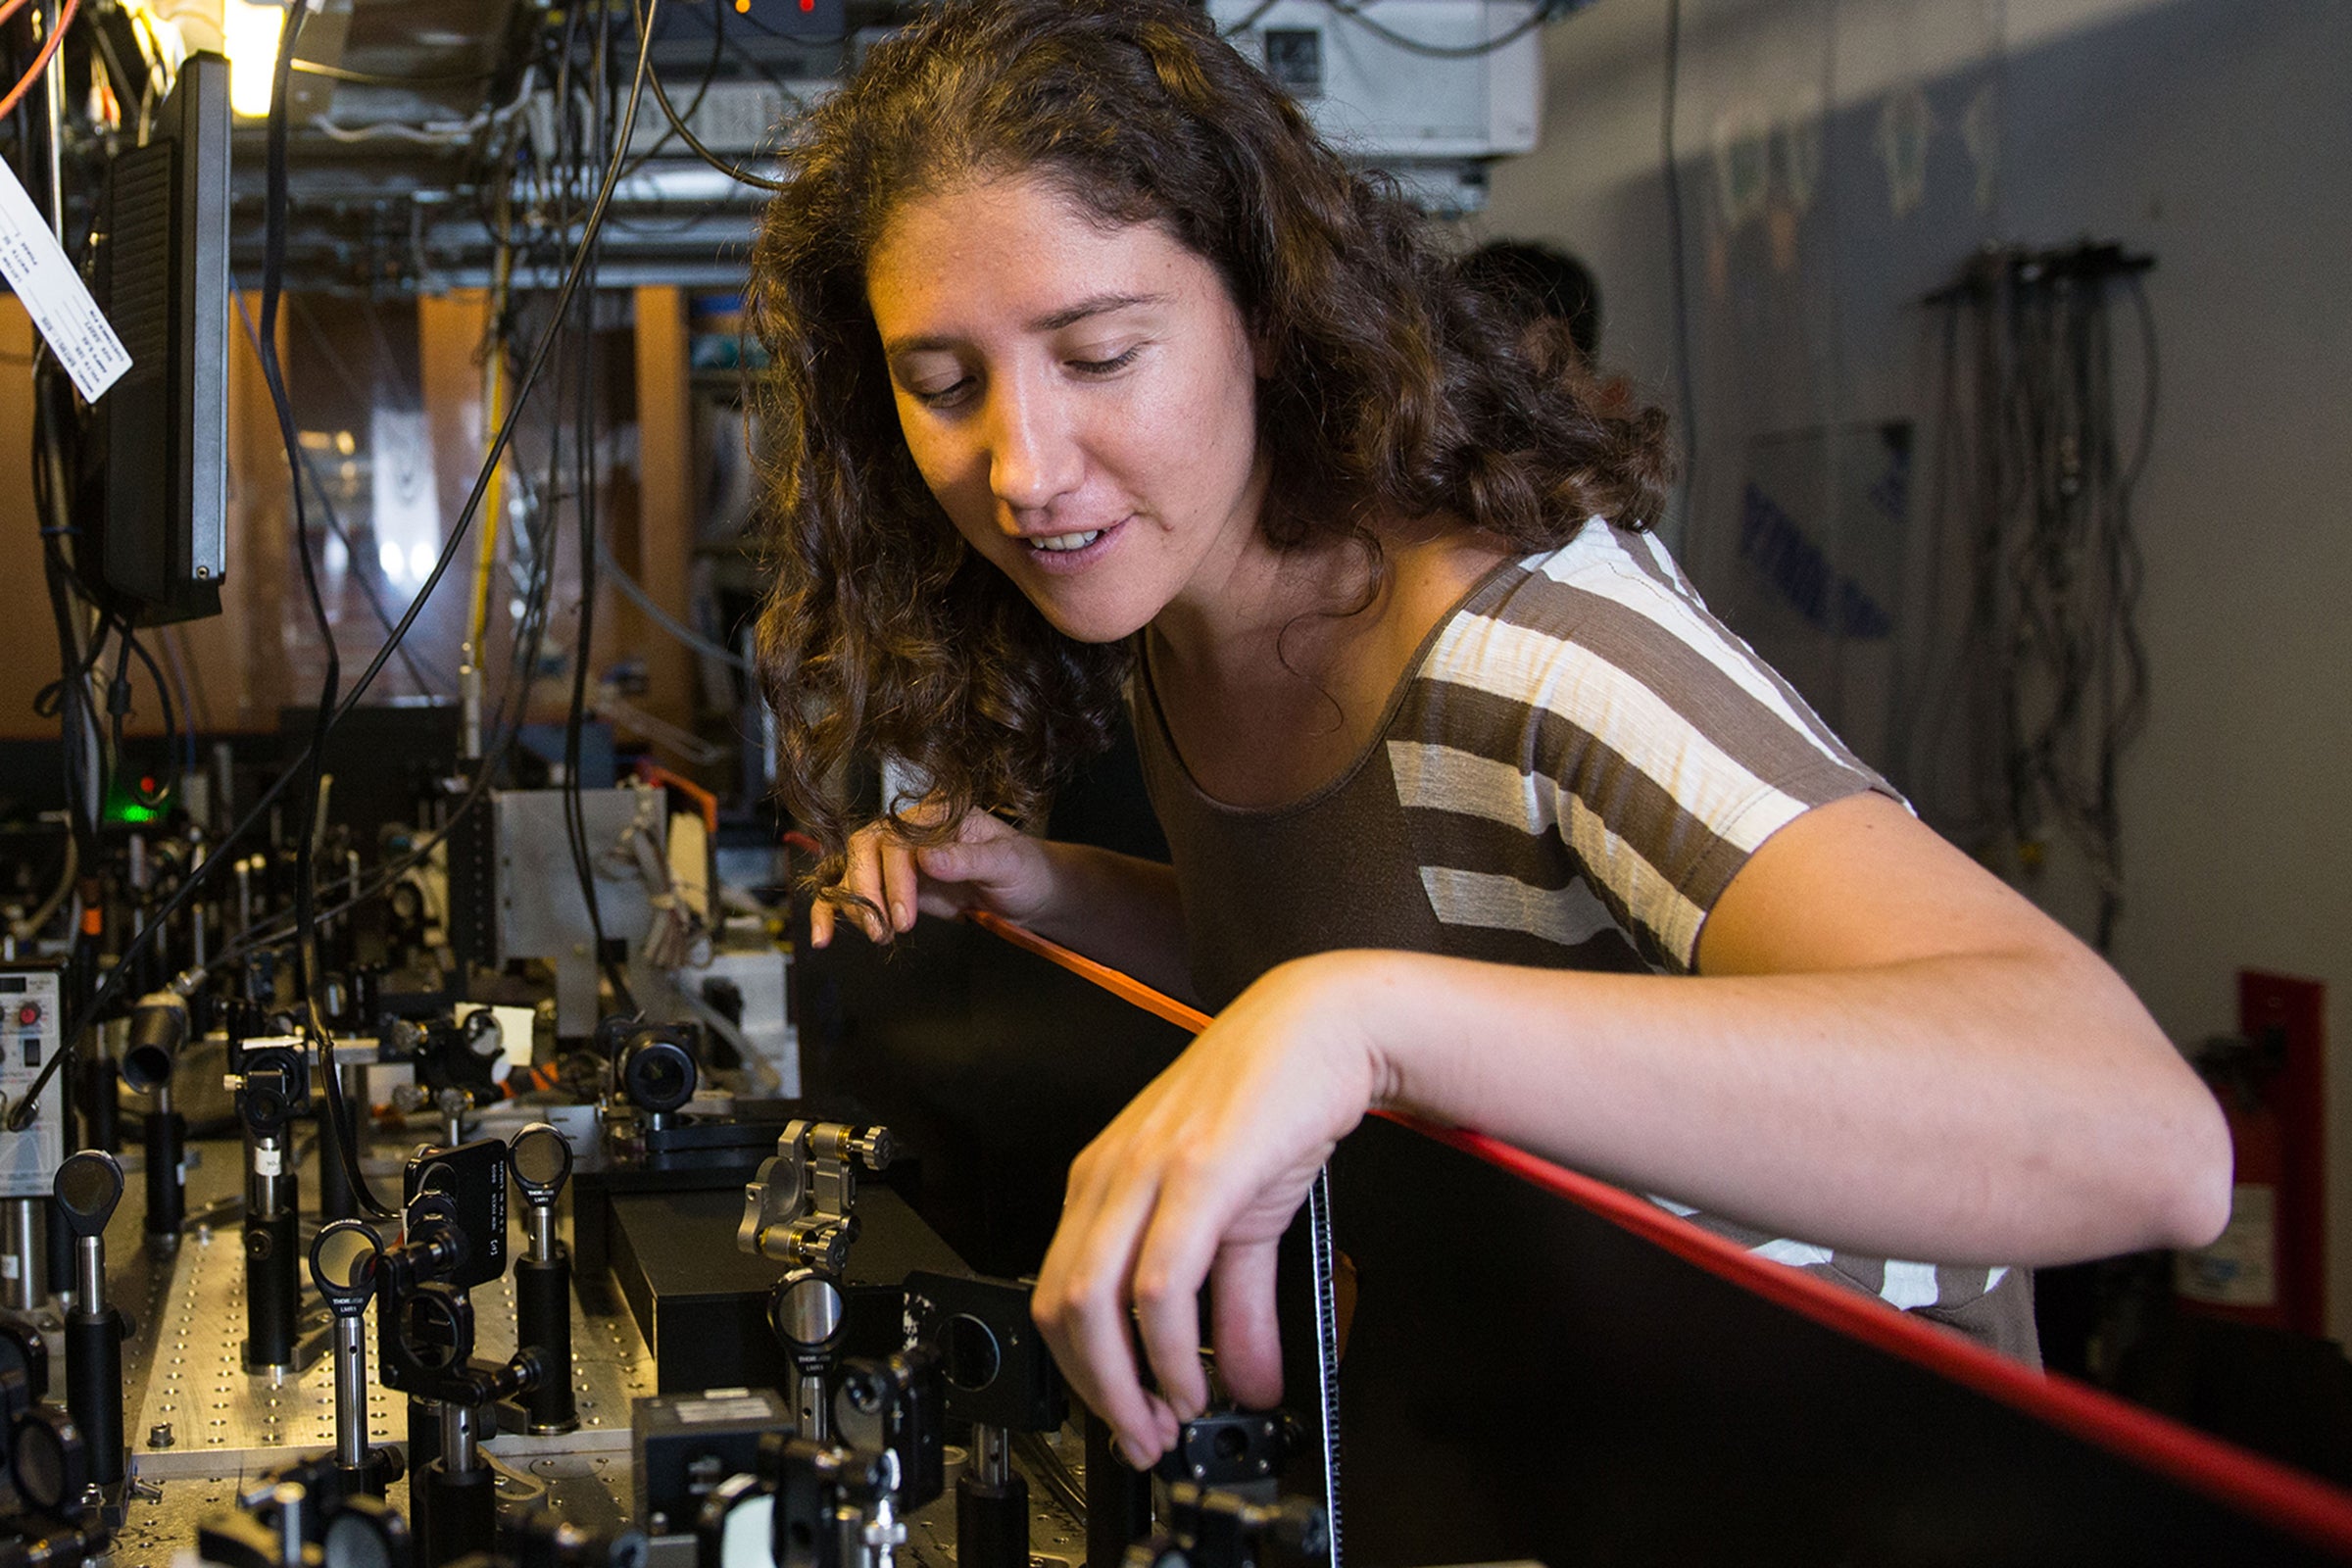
left=149, top=1423, right=174, bottom=1447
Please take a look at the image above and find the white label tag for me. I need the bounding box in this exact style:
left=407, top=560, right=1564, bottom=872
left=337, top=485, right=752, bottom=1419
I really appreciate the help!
left=0, top=156, right=131, bottom=403
left=256, top=1145, right=283, bottom=1177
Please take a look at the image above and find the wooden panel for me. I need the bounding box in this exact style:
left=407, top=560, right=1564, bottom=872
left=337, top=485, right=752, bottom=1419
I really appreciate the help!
left=417, top=289, right=491, bottom=676
left=628, top=285, right=695, bottom=739
left=0, top=303, right=51, bottom=739
left=0, top=294, right=282, bottom=740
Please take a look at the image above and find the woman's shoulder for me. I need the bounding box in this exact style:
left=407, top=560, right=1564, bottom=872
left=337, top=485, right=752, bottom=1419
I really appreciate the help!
left=1424, top=517, right=1710, bottom=684
left=1416, top=517, right=1871, bottom=790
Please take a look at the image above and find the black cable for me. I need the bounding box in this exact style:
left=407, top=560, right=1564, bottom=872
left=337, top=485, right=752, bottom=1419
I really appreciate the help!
left=1321, top=0, right=1569, bottom=60
left=227, top=285, right=447, bottom=698
left=5, top=0, right=671, bottom=1134
left=217, top=430, right=564, bottom=971
left=564, top=0, right=637, bottom=1014
left=630, top=0, right=783, bottom=192
left=258, top=0, right=400, bottom=1222
left=107, top=624, right=179, bottom=809
left=28, top=359, right=102, bottom=852
left=1660, top=0, right=1696, bottom=516
left=614, top=0, right=725, bottom=180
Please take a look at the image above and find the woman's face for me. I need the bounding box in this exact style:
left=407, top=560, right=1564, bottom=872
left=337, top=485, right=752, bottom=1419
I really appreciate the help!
left=865, top=172, right=1269, bottom=644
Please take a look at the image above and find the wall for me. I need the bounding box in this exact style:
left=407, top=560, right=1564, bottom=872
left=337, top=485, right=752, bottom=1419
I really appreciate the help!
left=1475, top=0, right=2352, bottom=1345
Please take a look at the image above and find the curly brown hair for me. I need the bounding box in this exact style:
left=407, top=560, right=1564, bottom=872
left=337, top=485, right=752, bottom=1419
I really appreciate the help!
left=750, top=0, right=1672, bottom=882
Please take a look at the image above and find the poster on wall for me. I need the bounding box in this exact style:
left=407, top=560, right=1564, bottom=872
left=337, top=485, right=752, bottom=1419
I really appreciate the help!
left=1718, top=421, right=1911, bottom=773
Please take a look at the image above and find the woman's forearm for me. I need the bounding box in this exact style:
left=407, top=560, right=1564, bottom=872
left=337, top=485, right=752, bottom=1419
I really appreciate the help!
left=1028, top=841, right=1199, bottom=1004
left=1334, top=944, right=2230, bottom=1267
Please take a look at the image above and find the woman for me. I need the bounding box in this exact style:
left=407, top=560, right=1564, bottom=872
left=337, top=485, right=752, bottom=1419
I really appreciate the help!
left=748, top=0, right=2229, bottom=1469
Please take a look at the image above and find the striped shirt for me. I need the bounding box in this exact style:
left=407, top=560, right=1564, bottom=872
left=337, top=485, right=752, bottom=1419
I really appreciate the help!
left=1132, top=520, right=2037, bottom=1358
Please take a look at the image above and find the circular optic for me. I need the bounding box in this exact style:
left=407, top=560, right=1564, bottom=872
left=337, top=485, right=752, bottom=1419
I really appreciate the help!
left=0, top=1327, right=50, bottom=1404
left=324, top=1496, right=409, bottom=1568
left=509, top=1125, right=572, bottom=1190
left=712, top=1490, right=771, bottom=1568
left=54, top=1152, right=123, bottom=1226
left=324, top=1514, right=392, bottom=1568
left=941, top=1314, right=1002, bottom=1394
left=12, top=1408, right=83, bottom=1513
left=769, top=1272, right=843, bottom=1352
left=462, top=1010, right=505, bottom=1060
left=394, top=1289, right=469, bottom=1373
left=619, top=1037, right=696, bottom=1114
left=311, top=1221, right=381, bottom=1296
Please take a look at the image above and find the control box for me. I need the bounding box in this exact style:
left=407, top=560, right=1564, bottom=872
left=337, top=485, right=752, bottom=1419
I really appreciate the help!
left=0, top=967, right=67, bottom=1199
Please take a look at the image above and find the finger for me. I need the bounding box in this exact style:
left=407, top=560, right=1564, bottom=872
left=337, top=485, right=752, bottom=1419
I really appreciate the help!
left=841, top=831, right=892, bottom=942
left=1207, top=1236, right=1286, bottom=1409
left=1036, top=1161, right=1179, bottom=1463
left=1130, top=1177, right=1226, bottom=1422
left=808, top=897, right=834, bottom=949
left=914, top=834, right=1015, bottom=889
left=879, top=839, right=922, bottom=934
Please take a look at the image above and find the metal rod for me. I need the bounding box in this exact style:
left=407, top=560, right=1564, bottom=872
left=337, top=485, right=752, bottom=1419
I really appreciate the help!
left=190, top=848, right=209, bottom=969
left=74, top=1234, right=102, bottom=1311
left=273, top=1483, right=307, bottom=1566
left=792, top=1366, right=828, bottom=1447
left=972, top=1425, right=1010, bottom=1489
left=333, top=1314, right=369, bottom=1470
left=527, top=1202, right=558, bottom=1264
left=2, top=1199, right=40, bottom=1311
left=440, top=1401, right=479, bottom=1478
left=41, top=0, right=65, bottom=244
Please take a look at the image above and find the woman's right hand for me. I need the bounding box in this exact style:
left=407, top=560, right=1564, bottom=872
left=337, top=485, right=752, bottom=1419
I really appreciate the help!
left=808, top=808, right=1060, bottom=948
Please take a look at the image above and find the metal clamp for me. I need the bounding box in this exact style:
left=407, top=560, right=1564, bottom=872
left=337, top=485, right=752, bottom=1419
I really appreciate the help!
left=737, top=1119, right=895, bottom=1273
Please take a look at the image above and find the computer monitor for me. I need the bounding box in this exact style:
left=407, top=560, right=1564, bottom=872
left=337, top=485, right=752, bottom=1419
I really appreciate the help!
left=76, top=50, right=229, bottom=625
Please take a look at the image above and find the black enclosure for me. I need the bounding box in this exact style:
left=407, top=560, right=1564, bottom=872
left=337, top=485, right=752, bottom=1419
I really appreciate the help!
left=800, top=916, right=2352, bottom=1566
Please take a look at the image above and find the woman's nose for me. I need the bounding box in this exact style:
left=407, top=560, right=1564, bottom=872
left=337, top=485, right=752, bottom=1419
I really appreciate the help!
left=985, top=376, right=1083, bottom=513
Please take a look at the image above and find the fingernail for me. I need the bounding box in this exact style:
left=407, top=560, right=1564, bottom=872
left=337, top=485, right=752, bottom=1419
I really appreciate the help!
left=892, top=902, right=909, bottom=930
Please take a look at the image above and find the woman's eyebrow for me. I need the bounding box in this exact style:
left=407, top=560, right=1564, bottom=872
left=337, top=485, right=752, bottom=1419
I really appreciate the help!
left=1028, top=291, right=1166, bottom=332
left=882, top=292, right=1169, bottom=358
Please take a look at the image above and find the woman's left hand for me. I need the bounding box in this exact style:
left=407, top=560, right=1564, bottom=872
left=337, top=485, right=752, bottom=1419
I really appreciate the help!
left=1030, top=952, right=1381, bottom=1468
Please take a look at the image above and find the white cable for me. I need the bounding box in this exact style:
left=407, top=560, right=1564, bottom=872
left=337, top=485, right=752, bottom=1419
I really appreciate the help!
left=594, top=536, right=754, bottom=672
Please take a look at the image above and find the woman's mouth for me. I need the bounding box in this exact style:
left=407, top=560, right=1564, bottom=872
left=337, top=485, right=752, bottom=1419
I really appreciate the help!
left=1019, top=517, right=1125, bottom=564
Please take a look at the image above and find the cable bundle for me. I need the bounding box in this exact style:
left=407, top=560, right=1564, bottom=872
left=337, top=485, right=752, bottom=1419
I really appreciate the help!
left=1913, top=241, right=2158, bottom=950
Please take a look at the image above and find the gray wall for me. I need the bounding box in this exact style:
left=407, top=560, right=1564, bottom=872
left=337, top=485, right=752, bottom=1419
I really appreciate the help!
left=1472, top=0, right=2352, bottom=1345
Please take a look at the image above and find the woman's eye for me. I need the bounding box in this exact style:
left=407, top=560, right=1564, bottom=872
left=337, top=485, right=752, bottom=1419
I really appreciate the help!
left=1068, top=345, right=1142, bottom=377
left=908, top=377, right=973, bottom=408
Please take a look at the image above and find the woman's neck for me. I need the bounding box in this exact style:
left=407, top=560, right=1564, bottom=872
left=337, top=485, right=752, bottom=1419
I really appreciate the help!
left=1149, top=525, right=1380, bottom=695
left=1145, top=514, right=1514, bottom=808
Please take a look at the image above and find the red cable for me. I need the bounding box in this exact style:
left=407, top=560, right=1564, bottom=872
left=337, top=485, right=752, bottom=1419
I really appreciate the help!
left=0, top=0, right=81, bottom=123
left=960, top=907, right=2352, bottom=1558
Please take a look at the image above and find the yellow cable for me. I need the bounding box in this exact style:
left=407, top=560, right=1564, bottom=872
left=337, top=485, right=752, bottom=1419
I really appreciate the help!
left=466, top=217, right=516, bottom=661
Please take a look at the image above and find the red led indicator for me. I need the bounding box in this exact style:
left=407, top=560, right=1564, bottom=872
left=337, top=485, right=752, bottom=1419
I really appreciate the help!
left=801, top=0, right=814, bottom=10
left=16, top=1004, right=38, bottom=1027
